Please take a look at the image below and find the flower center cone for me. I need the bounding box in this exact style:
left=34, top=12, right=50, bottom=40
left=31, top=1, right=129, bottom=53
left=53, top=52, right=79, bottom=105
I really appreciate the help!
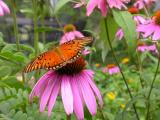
left=57, top=57, right=86, bottom=75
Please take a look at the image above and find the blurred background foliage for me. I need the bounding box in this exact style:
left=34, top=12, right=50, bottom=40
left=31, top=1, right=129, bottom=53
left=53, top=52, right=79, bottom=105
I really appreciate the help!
left=0, top=0, right=160, bottom=120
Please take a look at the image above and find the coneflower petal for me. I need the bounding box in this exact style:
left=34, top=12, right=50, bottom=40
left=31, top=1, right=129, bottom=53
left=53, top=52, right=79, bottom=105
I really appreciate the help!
left=78, top=74, right=97, bottom=115
left=61, top=75, right=73, bottom=115
left=48, top=78, right=61, bottom=116
left=40, top=74, right=57, bottom=112
left=71, top=76, right=84, bottom=120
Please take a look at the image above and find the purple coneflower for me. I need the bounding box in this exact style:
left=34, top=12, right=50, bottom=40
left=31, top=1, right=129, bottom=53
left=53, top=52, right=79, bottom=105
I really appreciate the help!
left=134, top=0, right=155, bottom=10
left=60, top=24, right=84, bottom=44
left=86, top=0, right=130, bottom=16
left=137, top=10, right=160, bottom=41
left=0, top=0, right=10, bottom=16
left=137, top=42, right=157, bottom=53
left=102, top=64, right=120, bottom=75
left=29, top=57, right=103, bottom=120
left=60, top=24, right=90, bottom=55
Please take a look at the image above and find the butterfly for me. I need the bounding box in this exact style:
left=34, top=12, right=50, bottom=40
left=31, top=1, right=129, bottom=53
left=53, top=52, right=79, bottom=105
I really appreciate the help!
left=23, top=37, right=92, bottom=73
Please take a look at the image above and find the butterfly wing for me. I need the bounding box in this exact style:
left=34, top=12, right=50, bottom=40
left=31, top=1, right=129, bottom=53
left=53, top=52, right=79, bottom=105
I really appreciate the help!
left=23, top=37, right=92, bottom=73
left=23, top=49, right=64, bottom=73
left=60, top=37, right=92, bottom=63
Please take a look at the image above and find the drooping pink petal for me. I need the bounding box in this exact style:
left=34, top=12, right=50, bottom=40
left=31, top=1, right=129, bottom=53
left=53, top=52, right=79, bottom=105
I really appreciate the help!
left=137, top=23, right=155, bottom=38
left=0, top=0, right=10, bottom=13
left=152, top=26, right=160, bottom=40
left=0, top=6, right=4, bottom=16
left=107, top=0, right=127, bottom=9
left=71, top=75, right=84, bottom=120
left=29, top=71, right=54, bottom=101
left=78, top=74, right=97, bottom=115
left=86, top=0, right=99, bottom=16
left=73, top=31, right=84, bottom=38
left=83, top=70, right=103, bottom=107
left=61, top=75, right=73, bottom=115
left=48, top=77, right=61, bottom=116
left=116, top=28, right=124, bottom=40
left=98, top=0, right=108, bottom=16
left=40, top=73, right=57, bottom=112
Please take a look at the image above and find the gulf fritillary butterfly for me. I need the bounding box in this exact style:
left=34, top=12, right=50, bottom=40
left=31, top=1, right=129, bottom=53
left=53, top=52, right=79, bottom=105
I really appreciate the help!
left=23, top=37, right=92, bottom=73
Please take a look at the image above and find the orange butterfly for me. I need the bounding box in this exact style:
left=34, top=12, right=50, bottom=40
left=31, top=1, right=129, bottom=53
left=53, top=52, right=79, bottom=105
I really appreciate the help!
left=23, top=37, right=92, bottom=73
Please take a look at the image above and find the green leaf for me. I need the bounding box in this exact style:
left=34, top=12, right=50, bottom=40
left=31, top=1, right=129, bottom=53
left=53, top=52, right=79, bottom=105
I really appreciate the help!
left=53, top=0, right=72, bottom=14
left=112, top=9, right=137, bottom=53
left=99, top=16, right=118, bottom=61
left=0, top=66, right=12, bottom=78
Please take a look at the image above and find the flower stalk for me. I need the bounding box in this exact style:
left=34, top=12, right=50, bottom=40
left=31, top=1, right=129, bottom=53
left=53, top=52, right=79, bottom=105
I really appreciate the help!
left=9, top=0, right=20, bottom=51
left=146, top=43, right=160, bottom=120
left=32, top=0, right=39, bottom=56
left=104, top=17, right=140, bottom=120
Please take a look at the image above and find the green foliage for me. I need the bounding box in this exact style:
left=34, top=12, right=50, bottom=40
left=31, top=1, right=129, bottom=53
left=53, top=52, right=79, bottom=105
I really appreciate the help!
left=112, top=10, right=137, bottom=54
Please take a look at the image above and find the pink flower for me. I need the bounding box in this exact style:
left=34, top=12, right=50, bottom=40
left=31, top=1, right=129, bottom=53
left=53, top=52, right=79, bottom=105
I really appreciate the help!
left=29, top=57, right=103, bottom=120
left=116, top=28, right=124, bottom=40
left=60, top=31, right=84, bottom=44
left=0, top=0, right=10, bottom=16
left=74, top=0, right=86, bottom=8
left=102, top=64, right=120, bottom=75
left=86, top=0, right=129, bottom=16
left=107, top=0, right=129, bottom=9
left=137, top=42, right=157, bottom=52
left=60, top=24, right=84, bottom=44
left=134, top=0, right=155, bottom=9
left=137, top=10, right=160, bottom=41
left=60, top=24, right=90, bottom=55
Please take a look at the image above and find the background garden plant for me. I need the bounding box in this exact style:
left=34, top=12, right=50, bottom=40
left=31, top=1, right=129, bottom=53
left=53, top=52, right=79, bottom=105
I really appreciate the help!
left=0, top=0, right=160, bottom=120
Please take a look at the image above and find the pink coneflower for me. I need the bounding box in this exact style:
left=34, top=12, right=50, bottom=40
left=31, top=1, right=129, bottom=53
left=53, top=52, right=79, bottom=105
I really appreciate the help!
left=137, top=10, right=160, bottom=41
left=60, top=24, right=90, bottom=55
left=102, top=64, right=120, bottom=75
left=60, top=24, right=84, bottom=44
left=29, top=57, right=103, bottom=120
left=86, top=0, right=130, bottom=16
left=0, top=0, right=10, bottom=16
left=137, top=42, right=157, bottom=52
left=134, top=0, right=155, bottom=9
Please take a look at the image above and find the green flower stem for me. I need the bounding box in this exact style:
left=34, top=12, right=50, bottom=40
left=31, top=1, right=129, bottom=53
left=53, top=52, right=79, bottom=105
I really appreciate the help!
left=41, top=16, right=46, bottom=45
left=104, top=18, right=140, bottom=120
left=99, top=107, right=107, bottom=120
left=136, top=52, right=145, bottom=88
left=32, top=0, right=39, bottom=56
left=146, top=44, right=160, bottom=120
left=66, top=115, right=71, bottom=120
left=9, top=0, right=20, bottom=51
left=32, top=0, right=39, bottom=80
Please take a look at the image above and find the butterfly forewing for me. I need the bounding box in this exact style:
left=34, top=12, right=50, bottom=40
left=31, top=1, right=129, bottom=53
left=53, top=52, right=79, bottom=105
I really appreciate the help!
left=23, top=37, right=92, bottom=73
left=60, top=37, right=92, bottom=63
left=23, top=50, right=63, bottom=72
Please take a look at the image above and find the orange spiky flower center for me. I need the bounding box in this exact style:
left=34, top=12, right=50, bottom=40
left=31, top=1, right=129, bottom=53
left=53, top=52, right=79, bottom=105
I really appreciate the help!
left=153, top=10, right=160, bottom=25
left=107, top=64, right=116, bottom=69
left=138, top=42, right=146, bottom=46
left=128, top=7, right=139, bottom=14
left=63, top=24, right=76, bottom=33
left=57, top=57, right=86, bottom=75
